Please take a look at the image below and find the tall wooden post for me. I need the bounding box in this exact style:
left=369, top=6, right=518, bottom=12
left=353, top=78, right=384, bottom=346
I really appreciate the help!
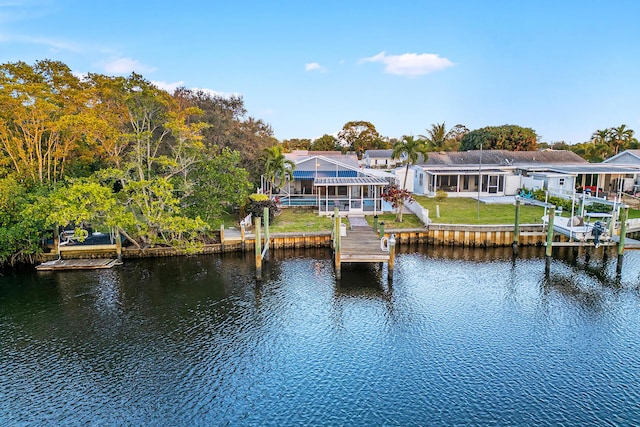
left=220, top=224, right=225, bottom=251
left=513, top=197, right=521, bottom=251
left=379, top=222, right=385, bottom=239
left=255, top=217, right=262, bottom=280
left=617, top=206, right=628, bottom=274
left=388, top=233, right=396, bottom=281
left=334, top=207, right=341, bottom=279
left=263, top=207, right=270, bottom=261
left=545, top=207, right=555, bottom=258
left=373, top=215, right=379, bottom=232
left=240, top=223, right=246, bottom=251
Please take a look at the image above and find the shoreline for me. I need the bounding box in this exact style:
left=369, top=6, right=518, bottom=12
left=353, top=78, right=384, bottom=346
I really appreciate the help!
left=37, top=223, right=549, bottom=263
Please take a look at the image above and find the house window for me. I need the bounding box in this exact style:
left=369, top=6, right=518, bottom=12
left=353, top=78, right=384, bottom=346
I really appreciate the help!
left=419, top=173, right=423, bottom=186
left=559, top=178, right=565, bottom=186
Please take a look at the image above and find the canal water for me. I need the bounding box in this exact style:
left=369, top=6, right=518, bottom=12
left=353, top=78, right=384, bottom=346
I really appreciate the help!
left=2, top=246, right=640, bottom=426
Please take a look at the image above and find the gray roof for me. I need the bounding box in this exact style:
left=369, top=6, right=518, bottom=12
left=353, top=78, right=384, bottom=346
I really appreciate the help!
left=364, top=149, right=394, bottom=157
left=314, top=177, right=389, bottom=186
left=419, top=150, right=587, bottom=166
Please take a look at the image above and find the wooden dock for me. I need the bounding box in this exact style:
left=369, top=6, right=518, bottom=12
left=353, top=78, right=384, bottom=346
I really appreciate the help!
left=340, top=225, right=390, bottom=263
left=36, top=258, right=122, bottom=271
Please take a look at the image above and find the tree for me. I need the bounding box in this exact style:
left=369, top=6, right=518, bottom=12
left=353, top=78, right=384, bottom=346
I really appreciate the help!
left=310, top=134, right=340, bottom=151
left=460, top=125, right=537, bottom=151
left=263, top=145, right=295, bottom=195
left=0, top=60, right=91, bottom=183
left=185, top=148, right=252, bottom=228
left=391, top=135, right=428, bottom=222
left=420, top=122, right=468, bottom=152
left=282, top=138, right=311, bottom=151
left=609, top=124, right=635, bottom=156
left=337, top=121, right=381, bottom=159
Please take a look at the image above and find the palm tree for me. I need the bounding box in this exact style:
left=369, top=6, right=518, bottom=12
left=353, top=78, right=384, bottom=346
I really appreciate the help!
left=263, top=145, right=295, bottom=196
left=610, top=124, right=635, bottom=156
left=420, top=122, right=467, bottom=152
left=391, top=135, right=429, bottom=222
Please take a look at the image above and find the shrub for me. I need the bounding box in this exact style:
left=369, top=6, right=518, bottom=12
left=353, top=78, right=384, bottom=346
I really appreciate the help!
left=435, top=190, right=448, bottom=201
left=246, top=193, right=278, bottom=223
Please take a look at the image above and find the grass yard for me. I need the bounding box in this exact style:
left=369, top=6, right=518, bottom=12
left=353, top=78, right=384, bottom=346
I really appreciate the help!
left=269, top=208, right=334, bottom=233
left=362, top=213, right=424, bottom=229
left=412, top=195, right=546, bottom=225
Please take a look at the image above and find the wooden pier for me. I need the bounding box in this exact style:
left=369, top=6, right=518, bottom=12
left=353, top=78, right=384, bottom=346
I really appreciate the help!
left=36, top=258, right=122, bottom=271
left=332, top=212, right=394, bottom=280
left=340, top=225, right=391, bottom=263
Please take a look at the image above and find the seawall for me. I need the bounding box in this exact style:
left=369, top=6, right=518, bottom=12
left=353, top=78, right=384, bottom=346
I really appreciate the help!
left=40, top=224, right=547, bottom=261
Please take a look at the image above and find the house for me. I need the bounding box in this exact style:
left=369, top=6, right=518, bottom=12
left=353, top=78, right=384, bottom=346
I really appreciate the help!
left=362, top=149, right=406, bottom=169
left=603, top=149, right=640, bottom=193
left=411, top=149, right=640, bottom=199
left=274, top=151, right=395, bottom=215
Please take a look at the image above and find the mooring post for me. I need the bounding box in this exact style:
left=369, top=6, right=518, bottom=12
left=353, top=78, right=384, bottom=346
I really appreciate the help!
left=334, top=208, right=341, bottom=279
left=263, top=207, right=270, bottom=261
left=618, top=206, right=628, bottom=273
left=379, top=222, right=385, bottom=239
left=373, top=215, right=379, bottom=232
left=388, top=233, right=396, bottom=281
left=545, top=206, right=555, bottom=258
left=255, top=216, right=262, bottom=280
left=220, top=224, right=225, bottom=251
left=240, top=222, right=246, bottom=251
left=513, top=197, right=521, bottom=251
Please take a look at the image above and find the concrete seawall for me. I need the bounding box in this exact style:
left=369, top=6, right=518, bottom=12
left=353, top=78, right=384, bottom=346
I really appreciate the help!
left=40, top=224, right=547, bottom=261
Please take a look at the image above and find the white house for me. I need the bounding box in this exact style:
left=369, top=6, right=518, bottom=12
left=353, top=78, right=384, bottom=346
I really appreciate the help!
left=362, top=149, right=406, bottom=169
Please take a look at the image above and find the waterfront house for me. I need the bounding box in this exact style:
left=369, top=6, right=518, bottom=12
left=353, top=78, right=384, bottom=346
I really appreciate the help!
left=362, top=149, right=406, bottom=170
left=274, top=151, right=395, bottom=215
left=411, top=149, right=640, bottom=200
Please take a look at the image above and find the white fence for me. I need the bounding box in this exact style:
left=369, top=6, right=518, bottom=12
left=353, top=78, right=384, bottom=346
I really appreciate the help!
left=240, top=213, right=252, bottom=229
left=406, top=200, right=430, bottom=225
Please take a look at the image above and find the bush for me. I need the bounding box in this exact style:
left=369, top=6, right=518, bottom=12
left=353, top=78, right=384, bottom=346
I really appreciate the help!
left=435, top=190, right=448, bottom=201
left=246, top=193, right=278, bottom=223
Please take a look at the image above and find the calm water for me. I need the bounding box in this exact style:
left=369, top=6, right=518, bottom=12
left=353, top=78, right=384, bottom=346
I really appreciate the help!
left=2, top=246, right=640, bottom=426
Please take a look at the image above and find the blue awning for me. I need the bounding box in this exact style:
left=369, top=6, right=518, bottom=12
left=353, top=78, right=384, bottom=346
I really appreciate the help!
left=293, top=170, right=358, bottom=179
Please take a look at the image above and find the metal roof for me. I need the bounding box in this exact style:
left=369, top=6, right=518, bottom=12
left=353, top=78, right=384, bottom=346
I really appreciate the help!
left=293, top=170, right=358, bottom=178
left=425, top=168, right=510, bottom=175
left=314, top=177, right=389, bottom=186
left=541, top=165, right=640, bottom=174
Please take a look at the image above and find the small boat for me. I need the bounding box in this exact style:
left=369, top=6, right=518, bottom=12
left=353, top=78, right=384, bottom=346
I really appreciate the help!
left=542, top=212, right=612, bottom=246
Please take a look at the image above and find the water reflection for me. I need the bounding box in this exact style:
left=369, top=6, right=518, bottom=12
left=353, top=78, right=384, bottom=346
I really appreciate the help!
left=2, top=247, right=640, bottom=425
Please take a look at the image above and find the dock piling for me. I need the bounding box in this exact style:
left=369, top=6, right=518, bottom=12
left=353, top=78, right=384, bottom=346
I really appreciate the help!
left=334, top=208, right=341, bottom=279
left=513, top=197, right=521, bottom=253
left=545, top=206, right=556, bottom=258
left=255, top=216, right=262, bottom=280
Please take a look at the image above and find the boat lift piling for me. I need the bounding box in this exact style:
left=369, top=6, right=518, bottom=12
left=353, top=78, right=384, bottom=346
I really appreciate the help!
left=513, top=197, right=521, bottom=254
left=254, top=207, right=271, bottom=280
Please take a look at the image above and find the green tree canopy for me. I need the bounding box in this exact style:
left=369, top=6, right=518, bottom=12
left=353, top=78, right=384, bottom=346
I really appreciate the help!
left=460, top=125, right=537, bottom=151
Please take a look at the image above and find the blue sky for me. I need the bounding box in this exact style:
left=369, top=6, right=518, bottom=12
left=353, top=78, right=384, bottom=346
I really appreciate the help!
left=2, top=0, right=640, bottom=144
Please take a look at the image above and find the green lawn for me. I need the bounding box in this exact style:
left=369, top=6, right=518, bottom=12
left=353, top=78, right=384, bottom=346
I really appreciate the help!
left=363, top=213, right=424, bottom=229
left=221, top=198, right=640, bottom=232
left=412, top=195, right=546, bottom=224
left=269, top=208, right=334, bottom=233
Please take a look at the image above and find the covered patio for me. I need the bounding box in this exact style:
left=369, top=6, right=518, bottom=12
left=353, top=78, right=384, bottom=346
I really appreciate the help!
left=313, top=176, right=389, bottom=216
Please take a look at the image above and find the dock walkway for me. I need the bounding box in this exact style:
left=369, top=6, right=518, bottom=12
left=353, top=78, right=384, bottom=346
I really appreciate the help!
left=340, top=217, right=390, bottom=263
left=36, top=258, right=122, bottom=271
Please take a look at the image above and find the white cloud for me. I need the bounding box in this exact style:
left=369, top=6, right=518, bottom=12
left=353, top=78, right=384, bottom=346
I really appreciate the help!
left=360, top=51, right=454, bottom=76
left=305, top=62, right=326, bottom=72
left=0, top=33, right=82, bottom=52
left=152, top=80, right=185, bottom=93
left=191, top=87, right=240, bottom=98
left=102, top=57, right=156, bottom=75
